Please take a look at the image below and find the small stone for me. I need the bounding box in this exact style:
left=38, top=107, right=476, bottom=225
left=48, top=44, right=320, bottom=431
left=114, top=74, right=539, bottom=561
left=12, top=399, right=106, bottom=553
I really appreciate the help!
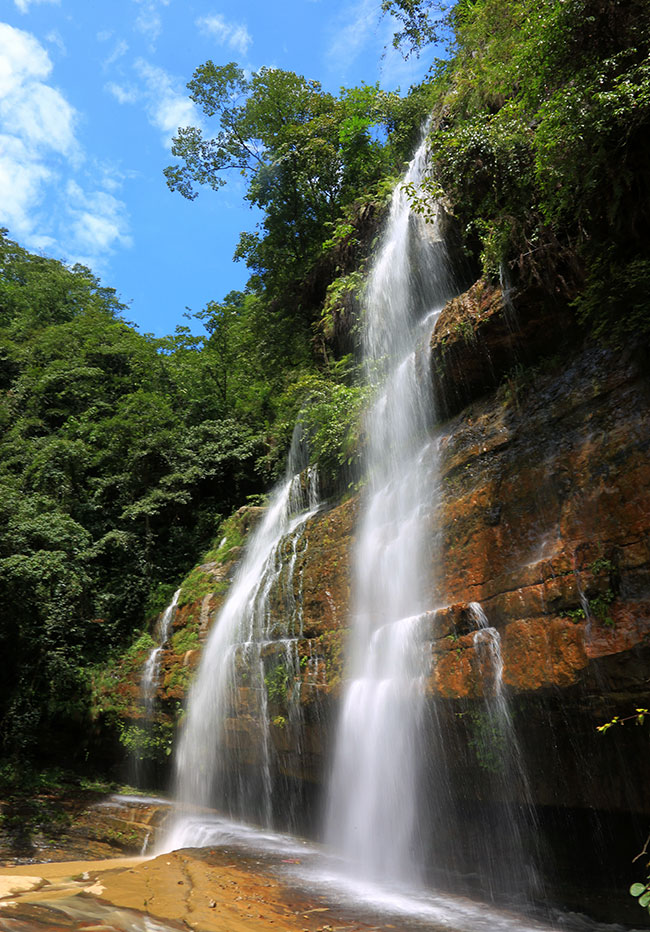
left=208, top=900, right=216, bottom=908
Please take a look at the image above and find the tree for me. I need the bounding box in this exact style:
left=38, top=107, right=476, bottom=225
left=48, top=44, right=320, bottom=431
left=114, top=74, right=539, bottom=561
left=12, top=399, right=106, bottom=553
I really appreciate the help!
left=381, top=0, right=449, bottom=57
left=164, top=64, right=398, bottom=308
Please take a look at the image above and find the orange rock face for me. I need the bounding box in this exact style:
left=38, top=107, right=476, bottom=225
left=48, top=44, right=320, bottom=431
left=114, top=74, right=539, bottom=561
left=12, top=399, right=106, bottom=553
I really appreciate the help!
left=430, top=317, right=650, bottom=701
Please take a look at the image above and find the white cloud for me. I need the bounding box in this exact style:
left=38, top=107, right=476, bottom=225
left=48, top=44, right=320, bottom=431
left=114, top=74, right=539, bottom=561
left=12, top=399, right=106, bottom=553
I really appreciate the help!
left=5, top=81, right=77, bottom=157
left=0, top=24, right=77, bottom=157
left=132, top=0, right=171, bottom=47
left=0, top=22, right=51, bottom=95
left=0, top=24, right=131, bottom=268
left=326, top=0, right=380, bottom=75
left=0, top=134, right=52, bottom=241
left=104, top=39, right=129, bottom=69
left=66, top=181, right=132, bottom=258
left=106, top=81, right=139, bottom=105
left=104, top=58, right=199, bottom=147
left=134, top=59, right=199, bottom=146
left=13, top=0, right=60, bottom=13
left=197, top=13, right=252, bottom=56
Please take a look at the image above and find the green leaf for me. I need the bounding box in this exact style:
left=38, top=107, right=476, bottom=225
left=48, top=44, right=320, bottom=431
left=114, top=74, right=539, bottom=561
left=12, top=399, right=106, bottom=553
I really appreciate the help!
left=630, top=883, right=646, bottom=896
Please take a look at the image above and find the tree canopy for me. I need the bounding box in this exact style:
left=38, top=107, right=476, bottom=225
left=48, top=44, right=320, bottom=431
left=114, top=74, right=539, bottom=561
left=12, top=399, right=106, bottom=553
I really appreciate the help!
left=164, top=64, right=428, bottom=311
left=404, top=0, right=650, bottom=338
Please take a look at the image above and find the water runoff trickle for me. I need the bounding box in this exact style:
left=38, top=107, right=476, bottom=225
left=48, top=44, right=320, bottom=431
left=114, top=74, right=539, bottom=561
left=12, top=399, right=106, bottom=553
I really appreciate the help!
left=469, top=602, right=541, bottom=902
left=142, top=589, right=181, bottom=719
left=132, top=588, right=180, bottom=788
left=162, top=425, right=320, bottom=850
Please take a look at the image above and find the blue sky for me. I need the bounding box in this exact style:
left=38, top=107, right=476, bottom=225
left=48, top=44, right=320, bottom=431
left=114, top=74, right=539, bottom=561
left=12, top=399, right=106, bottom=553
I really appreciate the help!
left=0, top=0, right=430, bottom=336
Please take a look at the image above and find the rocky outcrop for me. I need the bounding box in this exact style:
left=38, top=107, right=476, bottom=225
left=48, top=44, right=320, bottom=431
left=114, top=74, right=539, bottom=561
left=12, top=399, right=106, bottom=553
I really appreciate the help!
left=430, top=279, right=578, bottom=419
left=433, top=333, right=650, bottom=701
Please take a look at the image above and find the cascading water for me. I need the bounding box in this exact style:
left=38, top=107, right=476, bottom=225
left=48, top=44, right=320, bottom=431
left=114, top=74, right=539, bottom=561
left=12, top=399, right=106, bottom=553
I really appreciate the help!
left=132, top=588, right=181, bottom=787
left=325, top=136, right=454, bottom=883
left=142, top=589, right=181, bottom=718
left=152, top=137, right=617, bottom=932
left=469, top=602, right=540, bottom=903
left=323, top=137, right=542, bottom=906
left=162, top=429, right=320, bottom=850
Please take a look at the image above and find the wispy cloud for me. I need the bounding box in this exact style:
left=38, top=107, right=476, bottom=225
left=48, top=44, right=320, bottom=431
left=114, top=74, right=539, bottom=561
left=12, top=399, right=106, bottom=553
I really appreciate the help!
left=380, top=36, right=430, bottom=90
left=66, top=181, right=132, bottom=262
left=104, top=57, right=199, bottom=147
left=13, top=0, right=60, bottom=13
left=0, top=24, right=131, bottom=268
left=104, top=39, right=129, bottom=69
left=45, top=30, right=66, bottom=55
left=325, top=0, right=429, bottom=89
left=326, top=0, right=380, bottom=76
left=197, top=13, right=252, bottom=56
left=132, top=0, right=171, bottom=48
left=134, top=59, right=198, bottom=145
left=105, top=81, right=139, bottom=105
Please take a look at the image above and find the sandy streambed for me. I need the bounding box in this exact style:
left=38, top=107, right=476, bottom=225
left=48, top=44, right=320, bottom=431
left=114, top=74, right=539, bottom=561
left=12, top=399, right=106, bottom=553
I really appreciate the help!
left=0, top=847, right=370, bottom=932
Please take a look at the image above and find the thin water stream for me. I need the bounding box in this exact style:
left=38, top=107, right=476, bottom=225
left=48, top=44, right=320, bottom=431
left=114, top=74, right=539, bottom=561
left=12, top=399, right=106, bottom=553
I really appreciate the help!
left=142, top=589, right=180, bottom=718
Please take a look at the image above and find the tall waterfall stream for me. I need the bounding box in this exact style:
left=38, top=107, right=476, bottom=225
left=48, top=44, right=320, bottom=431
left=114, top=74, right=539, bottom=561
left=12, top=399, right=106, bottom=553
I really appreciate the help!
left=153, top=141, right=629, bottom=932
left=324, top=135, right=452, bottom=885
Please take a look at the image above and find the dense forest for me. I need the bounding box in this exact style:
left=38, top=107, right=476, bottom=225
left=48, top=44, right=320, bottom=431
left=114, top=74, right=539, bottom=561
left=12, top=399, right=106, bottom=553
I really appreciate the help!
left=1, top=0, right=648, bottom=781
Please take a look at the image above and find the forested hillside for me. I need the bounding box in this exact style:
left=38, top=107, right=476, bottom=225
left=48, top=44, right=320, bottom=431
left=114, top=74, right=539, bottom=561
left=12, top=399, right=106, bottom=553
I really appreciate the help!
left=0, top=77, right=424, bottom=768
left=1, top=0, right=648, bottom=779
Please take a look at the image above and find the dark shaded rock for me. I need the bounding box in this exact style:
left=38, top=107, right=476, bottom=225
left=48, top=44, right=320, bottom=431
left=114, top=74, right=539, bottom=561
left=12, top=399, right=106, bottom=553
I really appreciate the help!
left=430, top=280, right=578, bottom=420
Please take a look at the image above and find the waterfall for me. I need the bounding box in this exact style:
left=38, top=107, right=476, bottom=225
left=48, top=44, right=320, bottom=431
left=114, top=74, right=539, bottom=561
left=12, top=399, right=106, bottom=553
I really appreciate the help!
left=158, top=132, right=544, bottom=915
left=162, top=429, right=320, bottom=850
left=325, top=136, right=453, bottom=882
left=142, top=589, right=181, bottom=718
left=469, top=602, right=541, bottom=903
left=132, top=588, right=180, bottom=787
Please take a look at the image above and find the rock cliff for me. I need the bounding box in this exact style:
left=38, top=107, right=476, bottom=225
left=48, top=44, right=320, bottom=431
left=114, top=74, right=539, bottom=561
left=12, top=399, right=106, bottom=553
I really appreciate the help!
left=117, top=279, right=649, bottom=919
